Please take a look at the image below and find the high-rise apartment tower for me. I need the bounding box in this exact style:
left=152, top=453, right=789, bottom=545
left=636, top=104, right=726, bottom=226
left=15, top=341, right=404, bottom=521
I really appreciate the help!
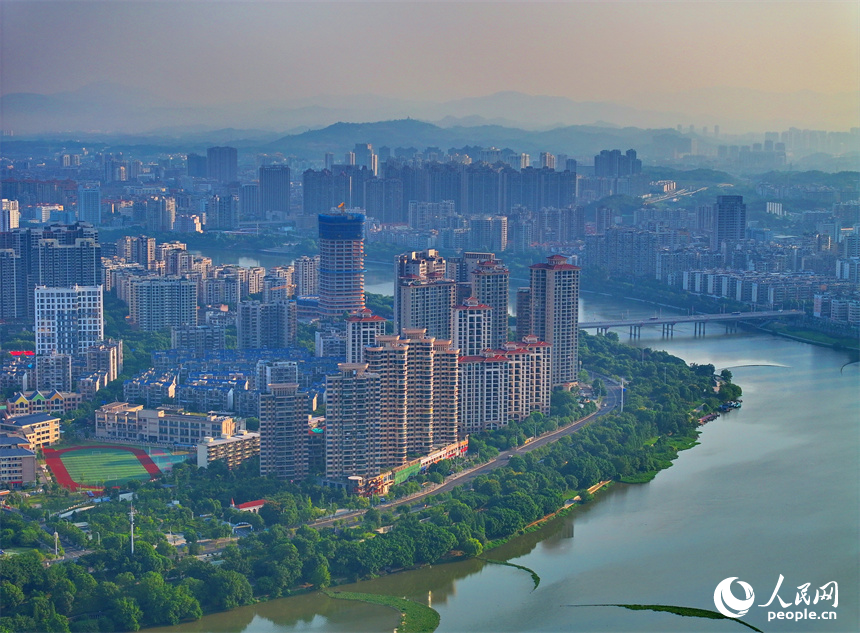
left=259, top=165, right=291, bottom=215
left=529, top=255, right=580, bottom=387
left=712, top=195, right=747, bottom=251
left=35, top=285, right=104, bottom=356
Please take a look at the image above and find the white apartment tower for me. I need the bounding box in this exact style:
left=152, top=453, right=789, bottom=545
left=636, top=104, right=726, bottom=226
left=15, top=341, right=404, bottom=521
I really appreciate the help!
left=1, top=199, right=20, bottom=231
left=458, top=352, right=509, bottom=434
left=365, top=329, right=459, bottom=455
left=452, top=297, right=491, bottom=357
left=470, top=259, right=510, bottom=348
left=293, top=255, right=320, bottom=296
left=457, top=335, right=551, bottom=435
left=35, top=285, right=104, bottom=356
left=394, top=249, right=455, bottom=339
left=237, top=301, right=297, bottom=349
left=540, top=152, right=556, bottom=170
left=346, top=308, right=386, bottom=364
left=128, top=277, right=197, bottom=331
left=499, top=336, right=552, bottom=422
left=77, top=183, right=101, bottom=225
left=362, top=341, right=409, bottom=470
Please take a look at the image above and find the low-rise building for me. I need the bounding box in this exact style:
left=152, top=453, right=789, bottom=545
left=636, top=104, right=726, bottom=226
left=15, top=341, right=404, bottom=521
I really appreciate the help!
left=196, top=431, right=260, bottom=469
left=0, top=433, right=37, bottom=487
left=0, top=355, right=34, bottom=393
left=231, top=499, right=266, bottom=513
left=95, top=403, right=239, bottom=447
left=6, top=390, right=83, bottom=416
left=177, top=376, right=248, bottom=413
left=0, top=413, right=61, bottom=448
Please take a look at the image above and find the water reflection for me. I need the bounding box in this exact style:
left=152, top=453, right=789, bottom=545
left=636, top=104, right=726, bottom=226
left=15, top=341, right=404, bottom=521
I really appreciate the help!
left=152, top=293, right=858, bottom=633
left=148, top=592, right=401, bottom=633
left=336, top=556, right=487, bottom=608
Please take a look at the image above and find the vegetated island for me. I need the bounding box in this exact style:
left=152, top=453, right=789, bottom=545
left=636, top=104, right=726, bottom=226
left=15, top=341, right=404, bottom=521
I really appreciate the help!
left=0, top=331, right=741, bottom=633
left=567, top=604, right=764, bottom=633
left=322, top=590, right=440, bottom=633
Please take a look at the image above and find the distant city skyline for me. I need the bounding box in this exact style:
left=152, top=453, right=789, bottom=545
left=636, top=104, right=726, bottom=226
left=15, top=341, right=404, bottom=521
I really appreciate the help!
left=1, top=1, right=858, bottom=133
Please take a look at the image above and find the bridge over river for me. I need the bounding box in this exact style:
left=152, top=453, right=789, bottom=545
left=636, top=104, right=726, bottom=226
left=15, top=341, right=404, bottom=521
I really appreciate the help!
left=579, top=309, right=803, bottom=337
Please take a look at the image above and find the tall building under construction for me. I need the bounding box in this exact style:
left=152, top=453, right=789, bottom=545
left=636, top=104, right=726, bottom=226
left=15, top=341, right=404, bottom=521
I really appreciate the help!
left=317, top=210, right=365, bottom=317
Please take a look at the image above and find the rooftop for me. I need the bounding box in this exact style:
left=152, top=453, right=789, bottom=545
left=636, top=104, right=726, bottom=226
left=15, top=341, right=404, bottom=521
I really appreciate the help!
left=0, top=447, right=36, bottom=458
left=3, top=413, right=60, bottom=426
left=0, top=433, right=32, bottom=447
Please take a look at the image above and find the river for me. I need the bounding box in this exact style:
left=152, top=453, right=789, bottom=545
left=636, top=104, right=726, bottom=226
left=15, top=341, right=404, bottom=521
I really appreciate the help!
left=190, top=251, right=395, bottom=297
left=163, top=257, right=859, bottom=633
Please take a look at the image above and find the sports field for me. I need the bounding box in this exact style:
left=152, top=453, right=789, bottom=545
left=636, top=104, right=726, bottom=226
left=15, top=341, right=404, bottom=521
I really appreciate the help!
left=61, top=448, right=151, bottom=486
left=44, top=444, right=189, bottom=491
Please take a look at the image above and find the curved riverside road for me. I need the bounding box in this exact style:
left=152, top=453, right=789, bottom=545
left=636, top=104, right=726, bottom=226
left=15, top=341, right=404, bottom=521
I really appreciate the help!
left=311, top=376, right=622, bottom=528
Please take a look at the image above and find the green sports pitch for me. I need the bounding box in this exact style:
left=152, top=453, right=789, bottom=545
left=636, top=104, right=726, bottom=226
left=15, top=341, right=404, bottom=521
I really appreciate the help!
left=58, top=448, right=153, bottom=487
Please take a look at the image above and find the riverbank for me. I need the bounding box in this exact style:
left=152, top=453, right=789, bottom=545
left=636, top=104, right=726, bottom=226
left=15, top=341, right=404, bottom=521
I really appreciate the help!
left=1, top=294, right=744, bottom=633
left=308, top=427, right=708, bottom=633
left=480, top=424, right=702, bottom=552
left=310, top=479, right=617, bottom=633
left=142, top=296, right=857, bottom=633
left=583, top=283, right=860, bottom=354
left=250, top=366, right=714, bottom=631
left=756, top=321, right=860, bottom=352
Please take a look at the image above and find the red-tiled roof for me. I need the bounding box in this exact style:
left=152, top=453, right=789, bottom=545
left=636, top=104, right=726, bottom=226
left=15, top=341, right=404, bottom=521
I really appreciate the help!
left=236, top=499, right=266, bottom=510
left=530, top=255, right=580, bottom=271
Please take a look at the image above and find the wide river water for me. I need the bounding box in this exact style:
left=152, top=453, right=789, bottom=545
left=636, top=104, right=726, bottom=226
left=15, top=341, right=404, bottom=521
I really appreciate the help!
left=166, top=253, right=859, bottom=633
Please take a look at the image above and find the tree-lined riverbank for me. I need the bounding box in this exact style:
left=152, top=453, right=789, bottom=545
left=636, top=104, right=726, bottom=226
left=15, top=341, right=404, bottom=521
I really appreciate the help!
left=0, top=329, right=738, bottom=633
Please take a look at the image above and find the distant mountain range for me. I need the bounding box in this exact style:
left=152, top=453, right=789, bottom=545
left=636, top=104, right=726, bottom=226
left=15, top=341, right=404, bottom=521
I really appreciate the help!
left=2, top=83, right=856, bottom=137
left=264, top=119, right=670, bottom=160
left=3, top=117, right=858, bottom=174
left=0, top=116, right=696, bottom=163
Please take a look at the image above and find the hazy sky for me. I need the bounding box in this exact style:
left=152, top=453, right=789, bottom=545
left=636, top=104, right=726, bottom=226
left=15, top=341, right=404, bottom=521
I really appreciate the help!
left=1, top=1, right=858, bottom=115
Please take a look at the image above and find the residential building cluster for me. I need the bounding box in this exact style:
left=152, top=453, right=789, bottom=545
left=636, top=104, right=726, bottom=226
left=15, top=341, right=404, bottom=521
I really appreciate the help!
left=2, top=135, right=857, bottom=490
left=579, top=194, right=859, bottom=324
left=0, top=337, right=123, bottom=404
left=89, top=214, right=577, bottom=490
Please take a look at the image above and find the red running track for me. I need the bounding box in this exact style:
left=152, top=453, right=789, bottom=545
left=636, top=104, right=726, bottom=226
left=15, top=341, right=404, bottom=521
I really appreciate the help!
left=43, top=445, right=163, bottom=491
